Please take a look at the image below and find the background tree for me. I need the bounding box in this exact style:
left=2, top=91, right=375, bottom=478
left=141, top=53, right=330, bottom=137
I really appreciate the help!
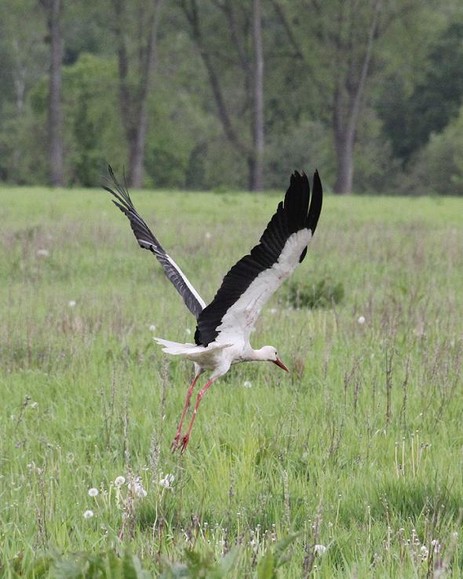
left=252, top=0, right=264, bottom=191
left=111, top=0, right=164, bottom=187
left=379, top=21, right=463, bottom=166
left=0, top=0, right=47, bottom=182
left=179, top=0, right=267, bottom=191
left=39, top=0, right=64, bottom=187
left=0, top=0, right=462, bottom=194
left=274, top=0, right=427, bottom=194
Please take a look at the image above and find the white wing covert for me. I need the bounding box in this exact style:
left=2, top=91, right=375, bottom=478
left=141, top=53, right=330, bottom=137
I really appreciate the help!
left=194, top=171, right=323, bottom=347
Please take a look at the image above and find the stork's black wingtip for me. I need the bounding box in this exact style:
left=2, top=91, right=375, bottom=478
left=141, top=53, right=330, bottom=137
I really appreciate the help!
left=313, top=169, right=322, bottom=191
left=290, top=169, right=309, bottom=184
left=103, top=164, right=117, bottom=190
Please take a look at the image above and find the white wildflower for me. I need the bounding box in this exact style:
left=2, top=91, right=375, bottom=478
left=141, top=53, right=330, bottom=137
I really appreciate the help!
left=159, top=473, right=175, bottom=489
left=83, top=510, right=94, bottom=519
left=357, top=315, right=366, bottom=325
left=128, top=475, right=147, bottom=498
left=114, top=476, right=126, bottom=487
left=314, top=544, right=327, bottom=556
left=88, top=487, right=99, bottom=497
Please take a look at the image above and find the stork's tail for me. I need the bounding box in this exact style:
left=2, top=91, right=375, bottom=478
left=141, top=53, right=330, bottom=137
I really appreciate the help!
left=154, top=337, right=232, bottom=357
left=154, top=337, right=199, bottom=356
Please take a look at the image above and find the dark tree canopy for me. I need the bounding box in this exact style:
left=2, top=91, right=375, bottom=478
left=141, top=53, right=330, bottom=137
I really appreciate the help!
left=379, top=21, right=463, bottom=166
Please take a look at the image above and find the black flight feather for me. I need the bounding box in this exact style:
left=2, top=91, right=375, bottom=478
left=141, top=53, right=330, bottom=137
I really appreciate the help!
left=194, top=171, right=323, bottom=346
left=104, top=166, right=205, bottom=319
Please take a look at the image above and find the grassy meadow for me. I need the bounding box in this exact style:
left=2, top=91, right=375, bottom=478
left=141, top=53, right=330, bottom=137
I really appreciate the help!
left=1, top=182, right=463, bottom=577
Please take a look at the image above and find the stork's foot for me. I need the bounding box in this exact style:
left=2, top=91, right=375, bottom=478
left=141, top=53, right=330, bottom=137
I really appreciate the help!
left=180, top=434, right=190, bottom=454
left=171, top=432, right=190, bottom=454
left=171, top=433, right=181, bottom=453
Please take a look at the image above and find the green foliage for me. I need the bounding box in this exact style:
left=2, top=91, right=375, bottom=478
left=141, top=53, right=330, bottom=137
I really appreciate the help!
left=4, top=550, right=152, bottom=578
left=264, top=120, right=333, bottom=190
left=380, top=21, right=463, bottom=166
left=256, top=534, right=300, bottom=579
left=403, top=104, right=463, bottom=195
left=63, top=53, right=124, bottom=186
left=160, top=548, right=241, bottom=578
left=1, top=0, right=463, bottom=192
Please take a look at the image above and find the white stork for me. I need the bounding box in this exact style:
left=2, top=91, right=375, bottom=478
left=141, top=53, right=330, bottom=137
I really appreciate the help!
left=105, top=167, right=323, bottom=452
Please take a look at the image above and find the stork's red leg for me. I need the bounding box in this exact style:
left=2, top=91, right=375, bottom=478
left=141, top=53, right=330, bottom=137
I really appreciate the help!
left=171, top=372, right=202, bottom=451
left=179, top=377, right=216, bottom=453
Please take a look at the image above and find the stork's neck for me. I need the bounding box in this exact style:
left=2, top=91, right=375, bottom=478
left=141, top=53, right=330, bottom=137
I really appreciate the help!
left=245, top=345, right=273, bottom=362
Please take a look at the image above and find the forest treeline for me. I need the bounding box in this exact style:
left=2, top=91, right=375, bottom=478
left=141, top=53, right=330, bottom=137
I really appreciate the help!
left=1, top=0, right=463, bottom=194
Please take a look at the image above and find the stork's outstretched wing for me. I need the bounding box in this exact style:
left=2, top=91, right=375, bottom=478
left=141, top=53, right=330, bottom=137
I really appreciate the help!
left=104, top=166, right=206, bottom=318
left=194, top=171, right=322, bottom=347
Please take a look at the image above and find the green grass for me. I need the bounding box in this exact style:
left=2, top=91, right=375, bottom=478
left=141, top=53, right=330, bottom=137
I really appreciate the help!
left=1, top=184, right=463, bottom=577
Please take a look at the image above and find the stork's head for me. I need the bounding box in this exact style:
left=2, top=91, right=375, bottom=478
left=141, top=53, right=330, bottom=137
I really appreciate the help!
left=259, top=346, right=289, bottom=372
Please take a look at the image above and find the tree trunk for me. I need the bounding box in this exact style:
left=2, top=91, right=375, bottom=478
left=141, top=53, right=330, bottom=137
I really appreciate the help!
left=41, top=0, right=64, bottom=187
left=181, top=0, right=265, bottom=192
left=333, top=127, right=355, bottom=195
left=112, top=0, right=163, bottom=188
left=332, top=0, right=382, bottom=194
left=131, top=0, right=163, bottom=188
left=252, top=0, right=264, bottom=191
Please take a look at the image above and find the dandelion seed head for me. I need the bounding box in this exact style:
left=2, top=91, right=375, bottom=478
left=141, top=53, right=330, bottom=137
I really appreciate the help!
left=83, top=510, right=94, bottom=519
left=114, top=476, right=126, bottom=487
left=88, top=487, right=99, bottom=497
left=243, top=380, right=252, bottom=388
left=68, top=300, right=77, bottom=308
left=314, top=544, right=327, bottom=555
left=149, top=324, right=156, bottom=332
left=128, top=475, right=147, bottom=498
left=357, top=315, right=366, bottom=325
left=159, top=473, right=175, bottom=489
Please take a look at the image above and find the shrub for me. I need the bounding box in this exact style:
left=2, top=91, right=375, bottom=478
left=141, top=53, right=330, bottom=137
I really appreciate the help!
left=285, top=277, right=344, bottom=309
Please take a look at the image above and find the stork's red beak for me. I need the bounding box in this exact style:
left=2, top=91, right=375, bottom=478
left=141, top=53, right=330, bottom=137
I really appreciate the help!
left=273, top=357, right=289, bottom=372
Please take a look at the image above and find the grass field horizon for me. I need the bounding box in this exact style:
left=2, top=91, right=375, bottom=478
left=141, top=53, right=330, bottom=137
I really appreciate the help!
left=1, top=183, right=463, bottom=577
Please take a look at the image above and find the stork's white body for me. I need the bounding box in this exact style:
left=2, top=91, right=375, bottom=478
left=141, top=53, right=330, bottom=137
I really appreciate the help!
left=105, top=167, right=323, bottom=451
left=154, top=227, right=312, bottom=375
left=155, top=338, right=235, bottom=378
